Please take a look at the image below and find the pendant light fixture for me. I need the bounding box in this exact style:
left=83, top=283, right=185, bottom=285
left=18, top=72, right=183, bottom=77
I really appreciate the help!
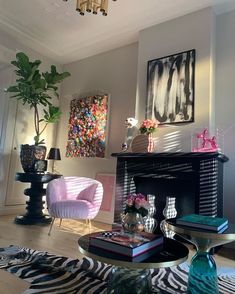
left=63, top=0, right=117, bottom=16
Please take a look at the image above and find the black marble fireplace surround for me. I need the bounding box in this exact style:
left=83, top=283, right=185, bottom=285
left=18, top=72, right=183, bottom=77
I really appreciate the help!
left=111, top=152, right=228, bottom=232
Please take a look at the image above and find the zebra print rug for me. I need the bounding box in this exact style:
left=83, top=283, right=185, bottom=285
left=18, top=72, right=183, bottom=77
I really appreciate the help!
left=0, top=245, right=235, bottom=294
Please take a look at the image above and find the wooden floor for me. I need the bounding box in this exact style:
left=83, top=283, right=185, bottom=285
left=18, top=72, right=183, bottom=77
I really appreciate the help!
left=0, top=215, right=234, bottom=293
left=0, top=215, right=111, bottom=294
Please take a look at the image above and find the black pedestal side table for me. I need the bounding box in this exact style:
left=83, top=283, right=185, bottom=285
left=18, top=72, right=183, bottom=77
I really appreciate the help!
left=15, top=172, right=61, bottom=225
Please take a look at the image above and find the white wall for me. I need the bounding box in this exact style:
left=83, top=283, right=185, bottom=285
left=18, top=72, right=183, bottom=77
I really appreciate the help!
left=215, top=9, right=235, bottom=224
left=0, top=28, right=63, bottom=214
left=136, top=8, right=216, bottom=152
left=0, top=29, right=63, bottom=149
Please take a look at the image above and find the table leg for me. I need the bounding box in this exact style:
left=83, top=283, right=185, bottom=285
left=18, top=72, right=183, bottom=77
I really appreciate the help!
left=187, top=251, right=218, bottom=294
left=15, top=182, right=52, bottom=225
left=107, top=266, right=152, bottom=294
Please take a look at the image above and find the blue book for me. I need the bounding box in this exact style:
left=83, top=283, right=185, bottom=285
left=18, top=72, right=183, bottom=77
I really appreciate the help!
left=176, top=214, right=228, bottom=231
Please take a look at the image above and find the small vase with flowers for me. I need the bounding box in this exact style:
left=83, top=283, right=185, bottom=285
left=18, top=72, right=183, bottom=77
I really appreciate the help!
left=122, top=193, right=150, bottom=233
left=131, top=119, right=158, bottom=152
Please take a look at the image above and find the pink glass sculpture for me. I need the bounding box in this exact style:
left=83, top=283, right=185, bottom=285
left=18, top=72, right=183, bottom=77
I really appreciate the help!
left=192, top=128, right=219, bottom=152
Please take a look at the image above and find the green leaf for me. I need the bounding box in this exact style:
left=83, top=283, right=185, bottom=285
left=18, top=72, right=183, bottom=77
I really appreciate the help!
left=43, top=105, right=62, bottom=124
left=34, top=135, right=45, bottom=145
left=37, top=139, right=45, bottom=145
left=10, top=94, right=22, bottom=99
left=5, top=85, right=19, bottom=93
left=16, top=52, right=31, bottom=74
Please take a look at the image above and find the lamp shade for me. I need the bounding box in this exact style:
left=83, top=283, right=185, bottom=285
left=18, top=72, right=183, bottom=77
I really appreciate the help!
left=47, top=148, right=61, bottom=160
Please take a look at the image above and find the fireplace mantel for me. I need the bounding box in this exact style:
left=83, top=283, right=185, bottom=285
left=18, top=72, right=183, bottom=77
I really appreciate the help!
left=111, top=152, right=228, bottom=162
left=111, top=152, right=229, bottom=229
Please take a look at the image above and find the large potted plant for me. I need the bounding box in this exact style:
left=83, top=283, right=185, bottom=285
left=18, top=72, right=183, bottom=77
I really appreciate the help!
left=6, top=52, right=70, bottom=172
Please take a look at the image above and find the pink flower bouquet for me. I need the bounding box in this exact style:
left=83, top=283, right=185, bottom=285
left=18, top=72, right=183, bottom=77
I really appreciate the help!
left=124, top=193, right=150, bottom=217
left=139, top=119, right=158, bottom=135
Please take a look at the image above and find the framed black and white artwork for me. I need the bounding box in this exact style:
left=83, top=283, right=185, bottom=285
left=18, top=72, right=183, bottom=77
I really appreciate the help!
left=146, top=49, right=195, bottom=125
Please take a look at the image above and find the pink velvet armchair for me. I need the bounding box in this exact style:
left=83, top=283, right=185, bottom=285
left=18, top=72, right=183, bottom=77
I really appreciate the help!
left=46, top=176, right=103, bottom=235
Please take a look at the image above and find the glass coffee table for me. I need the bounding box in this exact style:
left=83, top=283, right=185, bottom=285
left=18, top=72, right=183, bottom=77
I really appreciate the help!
left=167, top=219, right=235, bottom=294
left=78, top=232, right=189, bottom=294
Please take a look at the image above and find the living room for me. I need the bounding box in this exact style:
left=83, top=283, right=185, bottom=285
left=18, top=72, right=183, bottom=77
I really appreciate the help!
left=0, top=0, right=235, bottom=293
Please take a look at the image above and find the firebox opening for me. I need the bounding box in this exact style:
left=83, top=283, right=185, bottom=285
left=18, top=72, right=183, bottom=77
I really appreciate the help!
left=134, top=176, right=197, bottom=232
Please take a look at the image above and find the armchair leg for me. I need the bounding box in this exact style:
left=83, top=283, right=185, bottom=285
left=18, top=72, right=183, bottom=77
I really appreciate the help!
left=88, top=219, right=91, bottom=232
left=59, top=218, right=63, bottom=227
left=85, top=219, right=92, bottom=232
left=48, top=217, right=55, bottom=236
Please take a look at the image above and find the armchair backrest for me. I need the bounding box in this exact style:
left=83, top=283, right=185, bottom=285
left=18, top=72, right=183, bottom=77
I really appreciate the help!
left=46, top=177, right=67, bottom=208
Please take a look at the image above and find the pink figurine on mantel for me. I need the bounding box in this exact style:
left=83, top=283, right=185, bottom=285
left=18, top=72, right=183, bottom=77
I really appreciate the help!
left=193, top=128, right=218, bottom=152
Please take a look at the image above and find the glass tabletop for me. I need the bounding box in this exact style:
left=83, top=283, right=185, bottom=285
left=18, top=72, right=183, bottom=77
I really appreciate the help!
left=78, top=232, right=189, bottom=269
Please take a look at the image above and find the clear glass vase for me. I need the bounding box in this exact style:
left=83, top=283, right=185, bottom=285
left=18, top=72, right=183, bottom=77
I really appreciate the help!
left=187, top=252, right=218, bottom=294
left=160, top=196, right=177, bottom=238
left=122, top=212, right=145, bottom=233
left=144, top=194, right=157, bottom=233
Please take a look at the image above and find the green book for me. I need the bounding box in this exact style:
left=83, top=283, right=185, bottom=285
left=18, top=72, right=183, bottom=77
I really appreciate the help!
left=176, top=214, right=228, bottom=231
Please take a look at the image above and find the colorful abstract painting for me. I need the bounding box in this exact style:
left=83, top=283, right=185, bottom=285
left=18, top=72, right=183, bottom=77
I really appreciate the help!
left=66, top=95, right=108, bottom=158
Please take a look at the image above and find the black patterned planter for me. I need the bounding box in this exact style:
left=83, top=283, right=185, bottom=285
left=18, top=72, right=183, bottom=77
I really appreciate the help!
left=20, top=144, right=47, bottom=173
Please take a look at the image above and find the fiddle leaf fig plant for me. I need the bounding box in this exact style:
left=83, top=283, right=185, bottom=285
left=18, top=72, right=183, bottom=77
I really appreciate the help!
left=6, top=52, right=70, bottom=145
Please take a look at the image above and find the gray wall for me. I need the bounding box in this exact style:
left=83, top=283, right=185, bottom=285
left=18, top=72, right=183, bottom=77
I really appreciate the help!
left=57, top=8, right=235, bottom=226
left=136, top=8, right=216, bottom=152
left=135, top=7, right=235, bottom=227
left=1, top=6, right=235, bottom=228
left=56, top=43, right=138, bottom=223
left=215, top=9, right=235, bottom=224
left=57, top=43, right=138, bottom=178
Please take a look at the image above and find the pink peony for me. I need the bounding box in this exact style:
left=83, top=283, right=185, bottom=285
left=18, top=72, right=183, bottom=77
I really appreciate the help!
left=134, top=197, right=142, bottom=209
left=139, top=119, right=158, bottom=135
left=136, top=193, right=145, bottom=199
left=126, top=193, right=136, bottom=206
left=124, top=193, right=150, bottom=217
left=126, top=198, right=134, bottom=206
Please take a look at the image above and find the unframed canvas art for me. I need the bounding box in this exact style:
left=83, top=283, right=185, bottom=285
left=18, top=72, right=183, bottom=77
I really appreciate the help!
left=147, top=49, right=195, bottom=124
left=66, top=95, right=108, bottom=158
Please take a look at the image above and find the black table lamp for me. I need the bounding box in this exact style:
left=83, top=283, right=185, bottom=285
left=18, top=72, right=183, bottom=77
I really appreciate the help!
left=47, top=148, right=61, bottom=173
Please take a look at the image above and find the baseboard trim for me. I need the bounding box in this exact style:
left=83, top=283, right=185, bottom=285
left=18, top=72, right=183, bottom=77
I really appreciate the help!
left=0, top=205, right=25, bottom=216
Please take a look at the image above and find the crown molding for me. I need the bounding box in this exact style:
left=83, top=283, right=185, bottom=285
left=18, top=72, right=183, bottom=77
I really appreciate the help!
left=0, top=10, right=61, bottom=61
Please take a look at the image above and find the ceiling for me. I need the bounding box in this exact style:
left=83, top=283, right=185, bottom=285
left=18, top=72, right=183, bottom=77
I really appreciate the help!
left=0, top=0, right=234, bottom=65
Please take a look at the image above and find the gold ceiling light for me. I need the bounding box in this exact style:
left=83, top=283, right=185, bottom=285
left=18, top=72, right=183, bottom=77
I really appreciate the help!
left=63, top=0, right=117, bottom=16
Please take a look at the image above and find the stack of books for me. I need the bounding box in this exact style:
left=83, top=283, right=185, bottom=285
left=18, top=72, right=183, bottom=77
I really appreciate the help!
left=89, top=230, right=163, bottom=262
left=176, top=214, right=228, bottom=232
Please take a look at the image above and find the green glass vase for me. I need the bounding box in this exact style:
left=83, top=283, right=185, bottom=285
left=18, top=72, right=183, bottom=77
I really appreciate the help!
left=187, top=252, right=218, bottom=294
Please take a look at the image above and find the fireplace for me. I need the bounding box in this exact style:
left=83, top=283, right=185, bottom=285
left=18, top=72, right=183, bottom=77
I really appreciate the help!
left=111, top=152, right=228, bottom=232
